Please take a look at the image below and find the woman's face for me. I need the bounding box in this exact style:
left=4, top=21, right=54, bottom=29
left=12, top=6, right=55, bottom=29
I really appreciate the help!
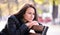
left=23, top=7, right=35, bottom=22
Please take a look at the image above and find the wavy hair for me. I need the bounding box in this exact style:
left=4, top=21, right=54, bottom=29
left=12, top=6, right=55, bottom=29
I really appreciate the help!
left=14, top=4, right=38, bottom=21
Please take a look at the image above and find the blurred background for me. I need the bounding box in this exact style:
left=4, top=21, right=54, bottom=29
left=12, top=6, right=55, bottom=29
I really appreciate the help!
left=0, top=0, right=60, bottom=35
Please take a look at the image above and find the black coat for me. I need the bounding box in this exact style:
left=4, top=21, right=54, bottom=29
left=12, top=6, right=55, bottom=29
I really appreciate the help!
left=0, top=15, right=46, bottom=35
left=1, top=15, right=30, bottom=35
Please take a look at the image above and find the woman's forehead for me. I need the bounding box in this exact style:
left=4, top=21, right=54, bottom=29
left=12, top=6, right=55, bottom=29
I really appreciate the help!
left=26, top=7, right=35, bottom=11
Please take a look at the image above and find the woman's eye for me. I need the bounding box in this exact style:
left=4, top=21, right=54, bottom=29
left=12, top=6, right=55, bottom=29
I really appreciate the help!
left=28, top=12, right=31, bottom=14
left=27, top=12, right=35, bottom=15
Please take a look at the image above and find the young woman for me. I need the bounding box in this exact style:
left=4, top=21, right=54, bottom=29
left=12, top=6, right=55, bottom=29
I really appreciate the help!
left=0, top=4, right=43, bottom=35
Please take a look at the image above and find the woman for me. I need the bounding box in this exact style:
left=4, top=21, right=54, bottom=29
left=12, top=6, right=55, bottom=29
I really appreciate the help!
left=1, top=4, right=42, bottom=35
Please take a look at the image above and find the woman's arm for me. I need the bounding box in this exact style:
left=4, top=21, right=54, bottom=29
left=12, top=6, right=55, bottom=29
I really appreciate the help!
left=7, top=16, right=30, bottom=35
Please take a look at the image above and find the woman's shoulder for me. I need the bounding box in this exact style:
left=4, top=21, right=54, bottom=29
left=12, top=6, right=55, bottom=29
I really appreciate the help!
left=8, top=15, right=24, bottom=23
left=8, top=15, right=18, bottom=20
left=8, top=15, right=20, bottom=23
left=8, top=15, right=18, bottom=21
left=9, top=15, right=16, bottom=18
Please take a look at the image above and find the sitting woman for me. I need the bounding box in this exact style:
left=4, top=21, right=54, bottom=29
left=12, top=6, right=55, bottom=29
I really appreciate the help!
left=0, top=4, right=48, bottom=35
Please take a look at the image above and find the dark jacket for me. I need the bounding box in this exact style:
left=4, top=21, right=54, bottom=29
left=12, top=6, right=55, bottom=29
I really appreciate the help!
left=1, top=15, right=30, bottom=35
left=0, top=15, right=48, bottom=35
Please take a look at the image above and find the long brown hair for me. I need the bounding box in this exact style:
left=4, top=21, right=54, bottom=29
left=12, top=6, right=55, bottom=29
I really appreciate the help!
left=14, top=4, right=38, bottom=21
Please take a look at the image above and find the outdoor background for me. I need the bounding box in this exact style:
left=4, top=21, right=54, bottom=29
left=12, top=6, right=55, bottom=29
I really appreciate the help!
left=0, top=0, right=60, bottom=35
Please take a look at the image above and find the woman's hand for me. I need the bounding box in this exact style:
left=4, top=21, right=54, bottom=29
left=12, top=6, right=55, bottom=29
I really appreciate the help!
left=25, top=21, right=39, bottom=28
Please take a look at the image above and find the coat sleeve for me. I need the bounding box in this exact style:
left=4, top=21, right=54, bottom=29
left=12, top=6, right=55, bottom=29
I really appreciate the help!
left=7, top=16, right=30, bottom=35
